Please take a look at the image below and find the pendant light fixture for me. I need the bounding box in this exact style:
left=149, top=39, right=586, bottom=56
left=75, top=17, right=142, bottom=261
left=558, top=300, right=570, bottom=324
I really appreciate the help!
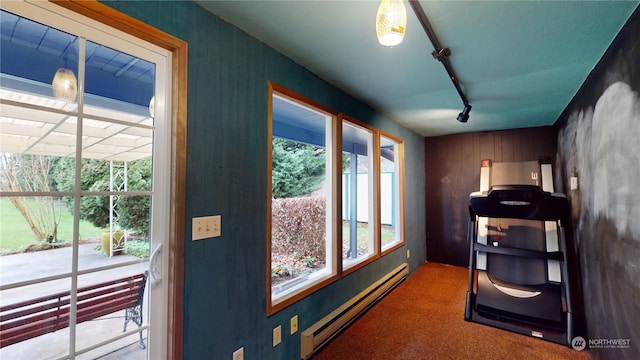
left=149, top=96, right=155, bottom=118
left=376, top=0, right=407, bottom=46
left=52, top=68, right=78, bottom=102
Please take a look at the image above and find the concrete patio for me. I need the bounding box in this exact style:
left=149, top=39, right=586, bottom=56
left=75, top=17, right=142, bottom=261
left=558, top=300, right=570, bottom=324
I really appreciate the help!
left=0, top=243, right=149, bottom=360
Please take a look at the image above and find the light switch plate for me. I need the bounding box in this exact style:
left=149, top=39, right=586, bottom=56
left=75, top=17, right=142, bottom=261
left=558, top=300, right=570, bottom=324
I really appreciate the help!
left=192, top=215, right=221, bottom=240
left=570, top=177, right=578, bottom=190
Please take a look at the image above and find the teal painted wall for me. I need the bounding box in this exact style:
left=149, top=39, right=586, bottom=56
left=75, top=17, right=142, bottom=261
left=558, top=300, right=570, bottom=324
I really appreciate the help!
left=102, top=1, right=426, bottom=358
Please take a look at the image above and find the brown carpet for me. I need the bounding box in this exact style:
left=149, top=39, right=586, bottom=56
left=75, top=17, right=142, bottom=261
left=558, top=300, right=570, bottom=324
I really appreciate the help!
left=314, top=262, right=590, bottom=360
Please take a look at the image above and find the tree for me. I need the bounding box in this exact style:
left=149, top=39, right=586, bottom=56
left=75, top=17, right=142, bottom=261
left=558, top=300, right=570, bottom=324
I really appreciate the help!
left=53, top=157, right=151, bottom=236
left=271, top=138, right=325, bottom=198
left=54, top=157, right=111, bottom=228
left=117, top=157, right=151, bottom=236
left=0, top=153, right=61, bottom=241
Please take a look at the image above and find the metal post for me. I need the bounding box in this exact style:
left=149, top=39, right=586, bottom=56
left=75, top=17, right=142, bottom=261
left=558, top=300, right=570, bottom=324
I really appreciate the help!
left=109, top=161, right=127, bottom=256
left=349, top=153, right=357, bottom=259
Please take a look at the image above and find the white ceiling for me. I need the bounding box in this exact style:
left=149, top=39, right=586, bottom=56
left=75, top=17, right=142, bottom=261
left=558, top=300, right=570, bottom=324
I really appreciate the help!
left=0, top=83, right=153, bottom=162
left=196, top=0, right=638, bottom=137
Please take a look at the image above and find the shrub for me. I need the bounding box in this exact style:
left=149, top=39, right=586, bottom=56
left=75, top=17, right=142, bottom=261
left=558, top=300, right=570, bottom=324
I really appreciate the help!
left=125, top=238, right=150, bottom=258
left=271, top=138, right=325, bottom=198
left=94, top=238, right=149, bottom=258
left=53, top=157, right=151, bottom=236
left=271, top=196, right=326, bottom=263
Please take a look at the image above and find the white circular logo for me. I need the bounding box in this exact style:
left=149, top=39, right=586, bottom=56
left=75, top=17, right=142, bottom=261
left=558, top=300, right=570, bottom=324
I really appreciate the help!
left=572, top=336, right=587, bottom=351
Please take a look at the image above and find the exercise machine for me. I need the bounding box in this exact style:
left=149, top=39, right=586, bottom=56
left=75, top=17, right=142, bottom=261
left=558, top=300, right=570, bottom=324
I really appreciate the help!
left=464, top=158, right=576, bottom=346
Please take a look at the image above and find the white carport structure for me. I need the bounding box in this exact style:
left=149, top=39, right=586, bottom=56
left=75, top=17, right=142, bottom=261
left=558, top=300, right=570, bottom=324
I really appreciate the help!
left=0, top=74, right=154, bottom=255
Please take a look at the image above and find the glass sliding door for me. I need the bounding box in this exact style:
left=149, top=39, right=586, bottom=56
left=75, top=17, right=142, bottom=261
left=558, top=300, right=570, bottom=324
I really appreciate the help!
left=0, top=2, right=171, bottom=359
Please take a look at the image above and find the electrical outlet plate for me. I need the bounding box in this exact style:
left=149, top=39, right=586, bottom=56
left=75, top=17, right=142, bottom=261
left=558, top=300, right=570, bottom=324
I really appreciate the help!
left=570, top=176, right=578, bottom=190
left=290, top=315, right=298, bottom=335
left=233, top=347, right=244, bottom=360
left=273, top=325, right=282, bottom=347
left=192, top=215, right=221, bottom=240
left=407, top=249, right=410, bottom=259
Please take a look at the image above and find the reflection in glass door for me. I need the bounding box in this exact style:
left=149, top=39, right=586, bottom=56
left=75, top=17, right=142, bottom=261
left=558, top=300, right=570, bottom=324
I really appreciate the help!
left=0, top=3, right=170, bottom=359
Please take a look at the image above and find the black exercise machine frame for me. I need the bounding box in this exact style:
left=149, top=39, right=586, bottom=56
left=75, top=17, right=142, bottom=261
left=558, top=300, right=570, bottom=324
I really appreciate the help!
left=464, top=184, right=576, bottom=346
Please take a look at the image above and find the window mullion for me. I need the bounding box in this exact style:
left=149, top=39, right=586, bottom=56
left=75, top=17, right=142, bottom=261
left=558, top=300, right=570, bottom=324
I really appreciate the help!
left=69, top=35, right=87, bottom=360
left=373, top=132, right=382, bottom=255
left=332, top=115, right=343, bottom=275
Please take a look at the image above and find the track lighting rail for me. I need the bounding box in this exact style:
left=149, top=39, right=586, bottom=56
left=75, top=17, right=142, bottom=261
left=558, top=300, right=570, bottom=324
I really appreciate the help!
left=409, top=0, right=470, bottom=111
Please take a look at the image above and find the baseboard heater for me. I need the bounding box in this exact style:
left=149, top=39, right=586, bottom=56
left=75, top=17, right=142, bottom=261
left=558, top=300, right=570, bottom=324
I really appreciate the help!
left=300, top=263, right=409, bottom=359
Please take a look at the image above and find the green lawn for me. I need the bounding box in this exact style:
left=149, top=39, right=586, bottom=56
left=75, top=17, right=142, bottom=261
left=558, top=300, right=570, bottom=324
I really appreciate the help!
left=342, top=220, right=396, bottom=251
left=0, top=198, right=107, bottom=251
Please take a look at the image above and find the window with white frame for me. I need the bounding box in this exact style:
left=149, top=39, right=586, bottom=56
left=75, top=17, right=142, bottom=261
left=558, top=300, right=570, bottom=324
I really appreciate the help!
left=341, top=117, right=377, bottom=270
left=268, top=85, right=337, bottom=313
left=380, top=133, right=404, bottom=253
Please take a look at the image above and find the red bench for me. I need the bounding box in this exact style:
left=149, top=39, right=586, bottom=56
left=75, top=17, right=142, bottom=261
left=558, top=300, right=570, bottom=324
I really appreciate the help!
left=0, top=271, right=147, bottom=349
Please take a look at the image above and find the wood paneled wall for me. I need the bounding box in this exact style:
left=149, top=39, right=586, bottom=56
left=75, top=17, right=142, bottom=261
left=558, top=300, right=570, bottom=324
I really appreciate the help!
left=424, top=126, right=557, bottom=267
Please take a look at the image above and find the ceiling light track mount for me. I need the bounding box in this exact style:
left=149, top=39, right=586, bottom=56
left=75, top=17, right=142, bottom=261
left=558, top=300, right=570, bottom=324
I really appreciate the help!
left=431, top=47, right=451, bottom=62
left=409, top=0, right=471, bottom=121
